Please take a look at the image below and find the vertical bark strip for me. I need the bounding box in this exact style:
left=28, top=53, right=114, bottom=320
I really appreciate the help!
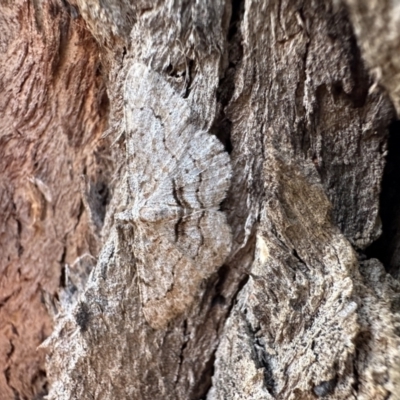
left=210, top=2, right=399, bottom=399
left=0, top=1, right=108, bottom=398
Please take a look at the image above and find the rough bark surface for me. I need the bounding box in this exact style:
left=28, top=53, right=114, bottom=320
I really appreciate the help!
left=1, top=1, right=400, bottom=400
left=344, top=0, right=400, bottom=280
left=0, top=1, right=108, bottom=398
left=344, top=0, right=400, bottom=116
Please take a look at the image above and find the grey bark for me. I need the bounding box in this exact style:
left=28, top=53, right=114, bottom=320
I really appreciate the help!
left=344, top=0, right=400, bottom=116
left=2, top=0, right=400, bottom=399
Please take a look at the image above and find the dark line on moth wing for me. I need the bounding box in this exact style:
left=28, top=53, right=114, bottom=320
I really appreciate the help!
left=195, top=211, right=206, bottom=258
left=200, top=211, right=206, bottom=247
left=172, top=178, right=184, bottom=243
left=148, top=106, right=164, bottom=125
left=171, top=178, right=184, bottom=243
left=172, top=176, right=193, bottom=212
left=172, top=178, right=183, bottom=208
left=194, top=156, right=205, bottom=209
left=174, top=215, right=183, bottom=243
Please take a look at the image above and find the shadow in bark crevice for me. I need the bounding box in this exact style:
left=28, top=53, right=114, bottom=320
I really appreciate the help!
left=365, top=120, right=400, bottom=278
left=211, top=0, right=244, bottom=154
left=192, top=1, right=246, bottom=399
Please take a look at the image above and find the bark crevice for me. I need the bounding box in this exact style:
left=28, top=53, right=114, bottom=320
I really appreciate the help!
left=366, top=119, right=400, bottom=279
left=211, top=0, right=244, bottom=153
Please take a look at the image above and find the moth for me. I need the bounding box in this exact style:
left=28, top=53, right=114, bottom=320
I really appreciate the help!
left=119, top=63, right=232, bottom=329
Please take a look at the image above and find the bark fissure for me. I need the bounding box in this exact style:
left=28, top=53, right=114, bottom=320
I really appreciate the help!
left=245, top=312, right=277, bottom=395
left=366, top=119, right=400, bottom=279
left=211, top=0, right=244, bottom=153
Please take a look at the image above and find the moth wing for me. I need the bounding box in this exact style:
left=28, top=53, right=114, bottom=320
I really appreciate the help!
left=163, top=210, right=232, bottom=272
left=134, top=224, right=201, bottom=329
left=124, top=63, right=194, bottom=199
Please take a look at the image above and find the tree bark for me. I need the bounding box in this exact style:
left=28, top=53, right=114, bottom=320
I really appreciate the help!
left=1, top=1, right=400, bottom=399
left=0, top=2, right=108, bottom=398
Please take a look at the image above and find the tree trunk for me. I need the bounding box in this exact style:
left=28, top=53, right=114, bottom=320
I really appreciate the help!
left=1, top=1, right=400, bottom=399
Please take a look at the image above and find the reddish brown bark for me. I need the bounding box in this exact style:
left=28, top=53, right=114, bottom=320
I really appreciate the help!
left=0, top=1, right=108, bottom=398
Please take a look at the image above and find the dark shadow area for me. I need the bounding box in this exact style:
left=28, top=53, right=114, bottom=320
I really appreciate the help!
left=210, top=0, right=244, bottom=155
left=366, top=120, right=400, bottom=278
